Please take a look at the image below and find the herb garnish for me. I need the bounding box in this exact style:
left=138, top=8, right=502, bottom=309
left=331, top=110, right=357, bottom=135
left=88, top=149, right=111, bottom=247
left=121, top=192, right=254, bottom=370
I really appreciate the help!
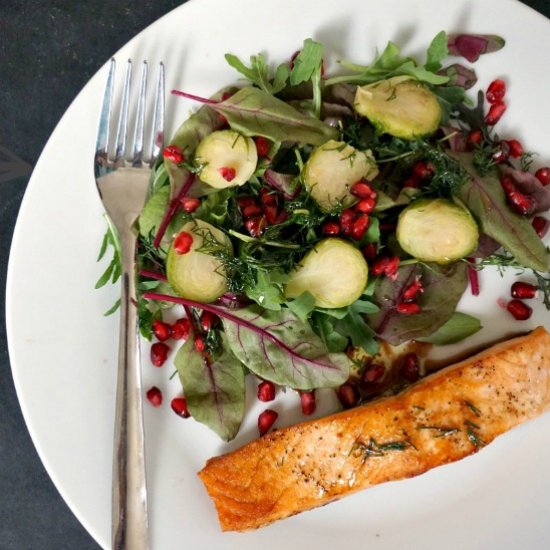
left=350, top=438, right=412, bottom=462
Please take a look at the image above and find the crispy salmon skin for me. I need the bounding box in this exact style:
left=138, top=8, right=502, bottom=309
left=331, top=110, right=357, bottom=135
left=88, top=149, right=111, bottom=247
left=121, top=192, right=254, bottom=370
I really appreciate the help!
left=198, top=327, right=550, bottom=531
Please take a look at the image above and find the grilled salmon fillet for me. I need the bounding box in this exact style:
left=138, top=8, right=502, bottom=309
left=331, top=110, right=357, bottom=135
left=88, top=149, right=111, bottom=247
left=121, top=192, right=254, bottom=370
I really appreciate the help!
left=198, top=326, right=550, bottom=531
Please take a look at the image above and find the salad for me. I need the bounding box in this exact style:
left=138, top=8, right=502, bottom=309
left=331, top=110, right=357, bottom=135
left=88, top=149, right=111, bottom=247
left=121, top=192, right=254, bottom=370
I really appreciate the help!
left=97, top=31, right=550, bottom=441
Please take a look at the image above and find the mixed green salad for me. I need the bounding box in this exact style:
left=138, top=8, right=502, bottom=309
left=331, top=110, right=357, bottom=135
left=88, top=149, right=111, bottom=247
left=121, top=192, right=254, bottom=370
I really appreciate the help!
left=97, top=31, right=550, bottom=441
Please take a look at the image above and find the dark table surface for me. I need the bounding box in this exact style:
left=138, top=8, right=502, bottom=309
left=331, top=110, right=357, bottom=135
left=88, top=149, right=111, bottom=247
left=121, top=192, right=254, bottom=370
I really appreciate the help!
left=1, top=1, right=549, bottom=548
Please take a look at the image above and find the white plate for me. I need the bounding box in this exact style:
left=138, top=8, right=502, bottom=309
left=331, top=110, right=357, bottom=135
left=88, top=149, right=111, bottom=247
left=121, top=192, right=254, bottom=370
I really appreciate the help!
left=7, top=0, right=550, bottom=548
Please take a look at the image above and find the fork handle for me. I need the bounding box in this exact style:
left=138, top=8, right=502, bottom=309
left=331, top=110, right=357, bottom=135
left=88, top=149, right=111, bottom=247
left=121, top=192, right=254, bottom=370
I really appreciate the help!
left=112, top=228, right=149, bottom=550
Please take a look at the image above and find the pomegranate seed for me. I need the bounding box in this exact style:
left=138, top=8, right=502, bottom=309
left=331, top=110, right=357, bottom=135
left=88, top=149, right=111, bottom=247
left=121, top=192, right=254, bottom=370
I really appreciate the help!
left=146, top=386, right=163, bottom=407
left=485, top=101, right=506, bottom=126
left=370, top=256, right=390, bottom=276
left=259, top=187, right=278, bottom=206
left=350, top=181, right=375, bottom=199
left=535, top=167, right=550, bottom=186
left=384, top=256, right=400, bottom=280
left=162, top=144, right=184, bottom=164
left=506, top=299, right=532, bottom=321
left=362, top=243, right=377, bottom=260
left=396, top=302, right=421, bottom=315
left=337, top=383, right=360, bottom=408
left=200, top=311, right=218, bottom=332
left=299, top=391, right=316, bottom=416
left=351, top=214, right=370, bottom=240
left=180, top=196, right=201, bottom=213
left=412, top=161, right=434, bottom=180
left=403, top=175, right=421, bottom=188
left=508, top=191, right=535, bottom=216
left=466, top=129, right=483, bottom=150
left=505, top=139, right=523, bottom=159
left=237, top=196, right=255, bottom=209
left=362, top=363, right=385, bottom=384
left=173, top=231, right=193, bottom=255
left=241, top=202, right=263, bottom=218
left=532, top=216, right=549, bottom=238
left=400, top=353, right=420, bottom=382
left=171, top=397, right=191, bottom=418
left=171, top=318, right=190, bottom=341
left=221, top=91, right=233, bottom=101
left=264, top=204, right=279, bottom=225
left=258, top=409, right=278, bottom=436
left=151, top=342, right=169, bottom=367
left=402, top=277, right=424, bottom=301
left=244, top=215, right=266, bottom=237
left=218, top=166, right=236, bottom=182
left=492, top=146, right=509, bottom=164
left=322, top=221, right=341, bottom=236
left=355, top=197, right=376, bottom=214
left=275, top=210, right=289, bottom=224
left=152, top=320, right=172, bottom=341
left=254, top=136, right=270, bottom=157
left=511, top=281, right=538, bottom=299
left=486, top=79, right=506, bottom=104
left=257, top=380, right=276, bottom=402
left=194, top=336, right=206, bottom=353
left=340, top=208, right=356, bottom=234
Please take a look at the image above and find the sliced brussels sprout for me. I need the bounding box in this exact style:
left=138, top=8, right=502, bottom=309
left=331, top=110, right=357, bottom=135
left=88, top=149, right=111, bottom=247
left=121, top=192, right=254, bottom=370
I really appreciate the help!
left=303, top=140, right=379, bottom=211
left=195, top=130, right=258, bottom=189
left=396, top=198, right=479, bottom=264
left=166, top=219, right=232, bottom=303
left=354, top=76, right=441, bottom=139
left=285, top=238, right=369, bottom=308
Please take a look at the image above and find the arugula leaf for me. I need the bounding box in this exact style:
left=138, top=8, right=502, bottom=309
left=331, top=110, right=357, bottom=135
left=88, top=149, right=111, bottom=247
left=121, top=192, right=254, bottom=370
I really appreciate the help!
left=335, top=301, right=379, bottom=355
left=174, top=331, right=245, bottom=441
left=224, top=53, right=290, bottom=95
left=286, top=291, right=316, bottom=321
left=245, top=270, right=285, bottom=311
left=417, top=312, right=482, bottom=345
left=425, top=31, right=448, bottom=72
left=311, top=312, right=348, bottom=352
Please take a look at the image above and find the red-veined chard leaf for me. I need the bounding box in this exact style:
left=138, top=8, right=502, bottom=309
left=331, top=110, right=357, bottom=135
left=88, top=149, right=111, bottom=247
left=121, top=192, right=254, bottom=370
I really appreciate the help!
left=143, top=292, right=350, bottom=389
left=453, top=152, right=549, bottom=272
left=366, top=262, right=468, bottom=345
left=174, top=331, right=245, bottom=441
left=447, top=34, right=505, bottom=63
left=438, top=63, right=477, bottom=89
left=417, top=312, right=482, bottom=345
left=172, top=87, right=338, bottom=145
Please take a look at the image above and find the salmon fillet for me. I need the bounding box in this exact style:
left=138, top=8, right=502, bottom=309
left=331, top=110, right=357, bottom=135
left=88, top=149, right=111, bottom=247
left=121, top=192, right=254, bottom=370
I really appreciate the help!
left=198, top=326, right=550, bottom=531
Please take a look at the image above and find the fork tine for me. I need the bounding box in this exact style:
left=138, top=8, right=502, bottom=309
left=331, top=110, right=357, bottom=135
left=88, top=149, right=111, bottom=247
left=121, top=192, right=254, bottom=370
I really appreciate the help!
left=115, top=60, right=132, bottom=163
left=150, top=62, right=165, bottom=166
left=132, top=61, right=148, bottom=167
left=96, top=58, right=115, bottom=155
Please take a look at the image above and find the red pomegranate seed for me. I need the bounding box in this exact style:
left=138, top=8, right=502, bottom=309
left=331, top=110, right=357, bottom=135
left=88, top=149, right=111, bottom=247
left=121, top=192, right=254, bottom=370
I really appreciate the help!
left=171, top=397, right=191, bottom=418
left=508, top=191, right=535, bottom=216
left=322, top=221, right=341, bottom=236
left=162, top=144, right=184, bottom=164
left=485, top=101, right=506, bottom=126
left=173, top=231, right=193, bottom=255
left=511, top=281, right=537, bottom=299
left=200, top=311, right=218, bottom=332
left=244, top=215, right=266, bottom=237
left=300, top=391, right=316, bottom=416
left=350, top=181, right=375, bottom=199
left=237, top=196, right=255, bottom=209
left=506, top=299, right=532, bottom=321
left=362, top=243, right=377, bottom=260
left=532, top=216, right=549, bottom=238
left=384, top=256, right=400, bottom=280
left=241, top=202, right=263, bottom=218
left=486, top=79, right=506, bottom=104
left=505, top=139, right=523, bottom=159
left=254, top=136, right=270, bottom=157
left=402, top=277, right=424, bottom=301
left=492, top=146, right=509, bottom=164
left=194, top=336, right=206, bottom=353
left=396, top=302, right=421, bottom=315
left=351, top=214, right=370, bottom=240
left=180, top=196, right=201, bottom=213
left=257, top=380, right=276, bottom=402
left=151, top=342, right=170, bottom=367
left=340, top=208, right=356, bottom=234
left=218, top=166, right=236, bottom=182
left=171, top=318, right=190, bottom=341
left=535, top=167, right=550, bottom=186
left=400, top=353, right=420, bottom=382
left=403, top=175, right=421, bottom=188
left=466, top=129, right=483, bottom=150
left=362, top=363, right=385, bottom=384
left=259, top=187, right=278, bottom=206
left=412, top=161, right=434, bottom=180
left=337, top=383, right=360, bottom=408
left=355, top=197, right=376, bottom=214
left=370, top=256, right=390, bottom=276
left=264, top=204, right=279, bottom=225
left=152, top=320, right=172, bottom=341
left=258, top=409, right=278, bottom=436
left=146, top=386, right=163, bottom=407
left=221, top=91, right=233, bottom=101
left=275, top=210, right=288, bottom=224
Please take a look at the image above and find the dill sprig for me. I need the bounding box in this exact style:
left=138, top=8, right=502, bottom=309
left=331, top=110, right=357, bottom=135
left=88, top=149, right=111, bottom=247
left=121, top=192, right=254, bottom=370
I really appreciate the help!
left=350, top=438, right=412, bottom=462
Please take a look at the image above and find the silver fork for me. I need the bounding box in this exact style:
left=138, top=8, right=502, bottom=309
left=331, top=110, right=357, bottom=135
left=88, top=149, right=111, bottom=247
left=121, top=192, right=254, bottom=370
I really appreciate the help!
left=95, top=58, right=164, bottom=550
